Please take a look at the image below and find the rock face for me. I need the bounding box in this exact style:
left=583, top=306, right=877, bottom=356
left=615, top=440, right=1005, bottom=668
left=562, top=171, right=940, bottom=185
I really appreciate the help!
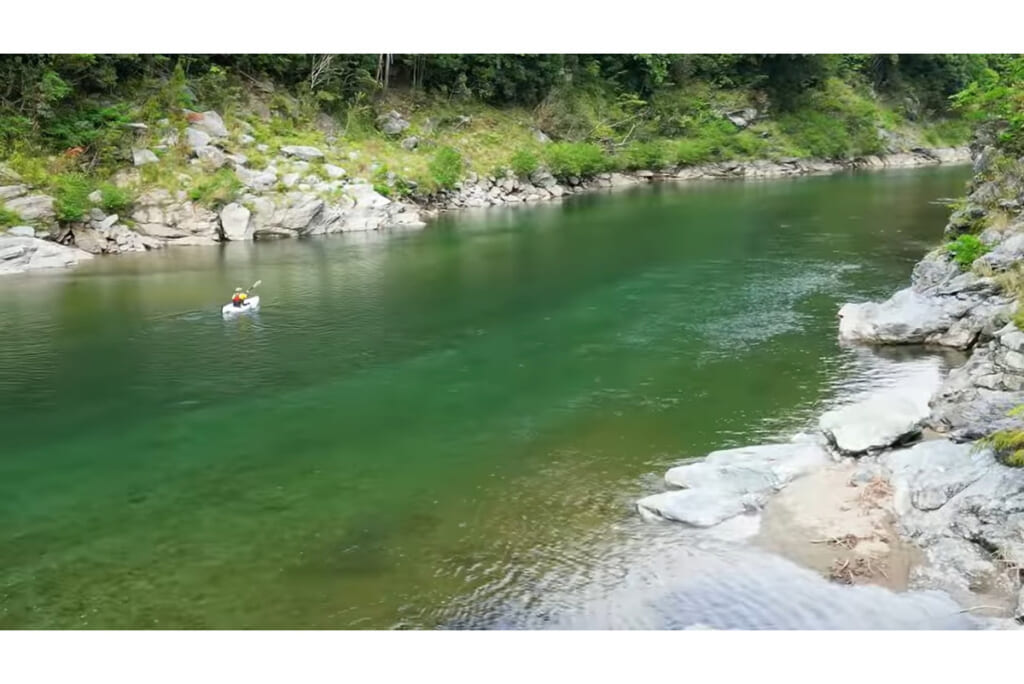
left=4, top=194, right=55, bottom=223
left=0, top=184, right=28, bottom=200
left=881, top=440, right=1024, bottom=608
left=130, top=190, right=220, bottom=245
left=838, top=249, right=1013, bottom=349
left=0, top=235, right=93, bottom=275
left=928, top=323, right=1024, bottom=440
left=637, top=439, right=829, bottom=526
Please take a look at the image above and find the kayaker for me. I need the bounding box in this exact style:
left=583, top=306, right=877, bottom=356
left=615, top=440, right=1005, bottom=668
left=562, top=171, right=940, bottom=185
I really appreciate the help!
left=231, top=287, right=248, bottom=307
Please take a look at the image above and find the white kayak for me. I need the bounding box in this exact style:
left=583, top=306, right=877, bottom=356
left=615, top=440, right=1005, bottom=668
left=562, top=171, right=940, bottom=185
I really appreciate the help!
left=222, top=295, right=261, bottom=317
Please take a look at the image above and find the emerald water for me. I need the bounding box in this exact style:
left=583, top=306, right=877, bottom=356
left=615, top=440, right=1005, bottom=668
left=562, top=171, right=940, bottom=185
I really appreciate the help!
left=0, top=167, right=972, bottom=629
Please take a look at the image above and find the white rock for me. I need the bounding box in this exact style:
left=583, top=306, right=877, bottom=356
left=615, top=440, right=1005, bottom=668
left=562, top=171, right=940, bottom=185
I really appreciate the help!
left=88, top=190, right=103, bottom=204
left=185, top=110, right=228, bottom=138
left=196, top=146, right=228, bottom=168
left=219, top=203, right=253, bottom=241
left=4, top=194, right=55, bottom=222
left=235, top=166, right=277, bottom=192
left=6, top=226, right=35, bottom=238
left=185, top=127, right=212, bottom=151
left=0, top=235, right=92, bottom=275
left=132, top=148, right=159, bottom=166
left=239, top=134, right=255, bottom=145
left=819, top=394, right=928, bottom=455
left=324, top=164, right=347, bottom=179
left=280, top=145, right=324, bottom=161
left=0, top=185, right=28, bottom=200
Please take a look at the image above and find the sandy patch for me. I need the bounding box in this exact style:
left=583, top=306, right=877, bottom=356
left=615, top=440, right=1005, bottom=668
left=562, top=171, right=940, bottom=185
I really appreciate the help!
left=753, top=461, right=920, bottom=592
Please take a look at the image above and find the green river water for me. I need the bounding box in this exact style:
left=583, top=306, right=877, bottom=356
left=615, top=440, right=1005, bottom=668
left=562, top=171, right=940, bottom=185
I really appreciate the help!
left=0, top=166, right=971, bottom=628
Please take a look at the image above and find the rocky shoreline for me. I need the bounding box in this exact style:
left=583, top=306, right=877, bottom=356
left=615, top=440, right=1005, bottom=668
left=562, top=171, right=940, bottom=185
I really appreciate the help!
left=635, top=140, right=1024, bottom=628
left=1, top=119, right=970, bottom=276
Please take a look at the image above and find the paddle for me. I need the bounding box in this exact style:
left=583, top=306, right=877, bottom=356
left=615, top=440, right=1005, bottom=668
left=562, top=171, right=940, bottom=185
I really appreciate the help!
left=247, top=279, right=262, bottom=295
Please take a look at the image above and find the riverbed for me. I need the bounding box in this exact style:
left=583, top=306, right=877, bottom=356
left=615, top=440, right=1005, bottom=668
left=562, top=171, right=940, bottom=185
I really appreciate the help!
left=0, top=166, right=976, bottom=628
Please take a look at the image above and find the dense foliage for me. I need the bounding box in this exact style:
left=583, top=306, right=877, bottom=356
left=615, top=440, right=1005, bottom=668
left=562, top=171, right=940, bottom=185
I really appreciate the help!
left=953, top=56, right=1024, bottom=154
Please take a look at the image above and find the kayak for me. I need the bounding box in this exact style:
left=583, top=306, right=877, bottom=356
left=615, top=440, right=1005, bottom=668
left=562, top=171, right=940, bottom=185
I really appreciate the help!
left=222, top=295, right=261, bottom=317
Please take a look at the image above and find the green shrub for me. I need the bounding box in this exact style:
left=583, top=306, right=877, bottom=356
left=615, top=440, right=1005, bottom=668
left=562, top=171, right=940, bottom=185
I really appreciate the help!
left=946, top=234, right=990, bottom=269
left=619, top=141, right=668, bottom=170
left=778, top=110, right=850, bottom=158
left=53, top=173, right=93, bottom=222
left=187, top=168, right=242, bottom=208
left=429, top=146, right=463, bottom=190
left=98, top=183, right=133, bottom=213
left=544, top=142, right=611, bottom=179
left=0, top=206, right=23, bottom=228
left=509, top=149, right=539, bottom=178
left=727, top=130, right=768, bottom=159
left=674, top=138, right=714, bottom=166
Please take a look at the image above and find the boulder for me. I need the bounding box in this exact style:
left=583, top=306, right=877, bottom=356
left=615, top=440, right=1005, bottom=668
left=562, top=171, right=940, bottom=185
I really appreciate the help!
left=195, top=146, right=228, bottom=168
left=838, top=258, right=1012, bottom=350
left=132, top=148, right=159, bottom=166
left=531, top=128, right=551, bottom=144
left=324, top=164, right=347, bottom=179
left=219, top=203, right=253, bottom=241
left=0, top=185, right=28, bottom=200
left=185, top=110, right=229, bottom=138
left=185, top=127, right=212, bottom=151
left=235, top=166, right=277, bottom=192
left=976, top=233, right=1024, bottom=272
left=401, top=136, right=419, bottom=151
left=377, top=110, right=410, bottom=136
left=529, top=169, right=557, bottom=188
left=3, top=194, right=55, bottom=222
left=239, top=133, right=256, bottom=145
left=280, top=145, right=325, bottom=161
left=819, top=393, right=928, bottom=455
left=725, top=108, right=758, bottom=129
left=0, top=235, right=93, bottom=275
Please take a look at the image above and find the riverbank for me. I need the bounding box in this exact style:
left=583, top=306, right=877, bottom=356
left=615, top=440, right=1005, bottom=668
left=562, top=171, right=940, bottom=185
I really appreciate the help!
left=634, top=139, right=1024, bottom=627
left=1, top=141, right=971, bottom=276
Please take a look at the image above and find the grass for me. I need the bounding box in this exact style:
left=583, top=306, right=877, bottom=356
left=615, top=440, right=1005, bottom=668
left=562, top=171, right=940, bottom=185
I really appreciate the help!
left=983, top=405, right=1024, bottom=467
left=0, top=206, right=23, bottom=228
left=187, top=168, right=242, bottom=208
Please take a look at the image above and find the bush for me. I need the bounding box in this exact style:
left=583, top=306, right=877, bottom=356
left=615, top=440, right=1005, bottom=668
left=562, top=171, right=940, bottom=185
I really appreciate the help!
left=509, top=149, right=539, bottom=178
left=429, top=146, right=463, bottom=190
left=778, top=110, right=850, bottom=158
left=0, top=206, right=23, bottom=228
left=946, top=234, right=990, bottom=270
left=53, top=173, right=93, bottom=222
left=673, top=138, right=714, bottom=166
left=544, top=142, right=612, bottom=179
left=619, top=141, right=668, bottom=170
left=98, top=183, right=133, bottom=213
left=187, top=168, right=242, bottom=208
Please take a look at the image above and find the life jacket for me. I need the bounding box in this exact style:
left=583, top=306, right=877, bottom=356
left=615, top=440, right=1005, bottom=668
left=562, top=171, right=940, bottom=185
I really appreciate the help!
left=232, top=293, right=244, bottom=304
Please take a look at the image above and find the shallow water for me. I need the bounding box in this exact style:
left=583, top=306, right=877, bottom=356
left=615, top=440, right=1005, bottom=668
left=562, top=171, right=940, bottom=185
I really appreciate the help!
left=0, top=167, right=974, bottom=629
